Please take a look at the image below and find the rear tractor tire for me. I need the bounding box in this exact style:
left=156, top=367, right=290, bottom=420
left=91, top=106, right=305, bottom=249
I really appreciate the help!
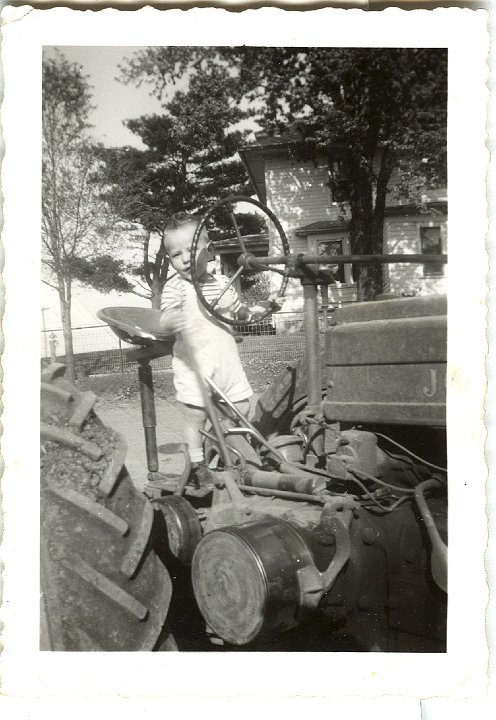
left=40, top=363, right=175, bottom=651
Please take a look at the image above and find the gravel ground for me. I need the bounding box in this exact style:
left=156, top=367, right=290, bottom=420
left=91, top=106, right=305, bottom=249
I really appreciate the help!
left=96, top=395, right=186, bottom=491
left=74, top=351, right=288, bottom=492
left=95, top=390, right=261, bottom=492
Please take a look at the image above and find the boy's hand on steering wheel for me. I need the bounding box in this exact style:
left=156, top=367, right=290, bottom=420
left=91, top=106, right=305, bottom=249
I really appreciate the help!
left=267, top=293, right=283, bottom=311
left=250, top=309, right=264, bottom=322
left=250, top=296, right=283, bottom=318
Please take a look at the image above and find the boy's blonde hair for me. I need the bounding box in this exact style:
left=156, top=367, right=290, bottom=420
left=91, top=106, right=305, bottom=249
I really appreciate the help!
left=164, top=211, right=201, bottom=232
left=162, top=212, right=207, bottom=252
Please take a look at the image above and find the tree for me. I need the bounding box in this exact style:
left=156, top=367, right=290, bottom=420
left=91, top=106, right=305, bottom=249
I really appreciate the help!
left=89, top=145, right=169, bottom=309
left=125, top=68, right=252, bottom=210
left=118, top=49, right=253, bottom=221
left=42, top=52, right=133, bottom=379
left=207, top=211, right=267, bottom=243
left=121, top=47, right=447, bottom=300
left=100, top=50, right=261, bottom=307
left=98, top=70, right=256, bottom=306
left=231, top=47, right=448, bottom=299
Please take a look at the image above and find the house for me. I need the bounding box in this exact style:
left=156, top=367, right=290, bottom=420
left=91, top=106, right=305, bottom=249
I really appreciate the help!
left=237, top=131, right=448, bottom=312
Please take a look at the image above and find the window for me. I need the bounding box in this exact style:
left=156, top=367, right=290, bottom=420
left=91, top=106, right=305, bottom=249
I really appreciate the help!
left=328, top=160, right=351, bottom=204
left=318, top=237, right=354, bottom=285
left=420, top=226, right=444, bottom=276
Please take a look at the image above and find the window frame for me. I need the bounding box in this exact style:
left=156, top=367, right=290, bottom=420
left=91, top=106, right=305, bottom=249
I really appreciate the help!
left=419, top=224, right=445, bottom=277
left=309, top=232, right=355, bottom=286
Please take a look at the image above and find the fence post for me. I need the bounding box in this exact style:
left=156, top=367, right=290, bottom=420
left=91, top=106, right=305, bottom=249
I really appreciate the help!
left=41, top=307, right=49, bottom=359
left=49, top=332, right=58, bottom=363
left=119, top=338, right=124, bottom=374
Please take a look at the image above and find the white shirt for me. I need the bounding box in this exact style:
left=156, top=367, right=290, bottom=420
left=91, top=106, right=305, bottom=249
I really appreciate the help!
left=161, top=273, right=252, bottom=406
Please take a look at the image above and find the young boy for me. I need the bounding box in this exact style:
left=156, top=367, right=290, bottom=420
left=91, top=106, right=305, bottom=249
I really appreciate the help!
left=160, top=212, right=273, bottom=486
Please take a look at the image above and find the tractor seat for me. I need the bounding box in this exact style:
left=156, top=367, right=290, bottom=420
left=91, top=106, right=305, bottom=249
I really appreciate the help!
left=97, top=307, right=175, bottom=347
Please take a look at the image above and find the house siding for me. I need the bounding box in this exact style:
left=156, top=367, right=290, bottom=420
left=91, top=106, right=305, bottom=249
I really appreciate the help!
left=265, top=155, right=351, bottom=312
left=265, top=155, right=346, bottom=240
left=384, top=217, right=448, bottom=296
left=246, top=150, right=447, bottom=314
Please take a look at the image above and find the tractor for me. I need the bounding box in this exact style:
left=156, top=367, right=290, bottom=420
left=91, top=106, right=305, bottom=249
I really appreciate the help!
left=40, top=196, right=447, bottom=652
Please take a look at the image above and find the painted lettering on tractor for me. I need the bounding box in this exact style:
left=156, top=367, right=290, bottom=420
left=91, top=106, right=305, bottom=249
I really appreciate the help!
left=423, top=368, right=438, bottom=398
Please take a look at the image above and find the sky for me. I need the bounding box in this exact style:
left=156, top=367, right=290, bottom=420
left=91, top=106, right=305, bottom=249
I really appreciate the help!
left=43, top=46, right=166, bottom=149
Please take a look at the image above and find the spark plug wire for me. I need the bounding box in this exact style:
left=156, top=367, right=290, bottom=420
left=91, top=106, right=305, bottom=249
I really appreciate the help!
left=374, top=432, right=447, bottom=474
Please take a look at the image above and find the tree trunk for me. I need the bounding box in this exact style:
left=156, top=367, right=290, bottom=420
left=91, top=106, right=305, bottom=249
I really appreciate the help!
left=363, top=150, right=395, bottom=301
left=150, top=246, right=169, bottom=309
left=349, top=161, right=379, bottom=302
left=58, top=279, right=76, bottom=382
left=349, top=153, right=394, bottom=302
left=150, top=277, right=163, bottom=310
left=356, top=261, right=383, bottom=302
left=354, top=201, right=384, bottom=301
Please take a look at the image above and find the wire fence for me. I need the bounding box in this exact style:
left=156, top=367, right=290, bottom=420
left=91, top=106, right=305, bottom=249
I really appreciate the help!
left=41, top=312, right=325, bottom=378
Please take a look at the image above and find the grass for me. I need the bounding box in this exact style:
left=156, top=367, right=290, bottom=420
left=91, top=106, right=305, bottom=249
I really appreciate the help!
left=54, top=333, right=304, bottom=405
left=75, top=356, right=292, bottom=404
left=56, top=333, right=305, bottom=404
left=76, top=371, right=174, bottom=403
left=242, top=355, right=291, bottom=391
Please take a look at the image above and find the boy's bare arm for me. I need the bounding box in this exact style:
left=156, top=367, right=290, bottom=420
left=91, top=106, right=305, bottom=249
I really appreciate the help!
left=160, top=282, right=186, bottom=333
left=160, top=296, right=185, bottom=334
left=159, top=307, right=184, bottom=334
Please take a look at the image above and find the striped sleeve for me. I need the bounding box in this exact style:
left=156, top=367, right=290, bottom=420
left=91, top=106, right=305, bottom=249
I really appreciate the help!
left=160, top=273, right=183, bottom=312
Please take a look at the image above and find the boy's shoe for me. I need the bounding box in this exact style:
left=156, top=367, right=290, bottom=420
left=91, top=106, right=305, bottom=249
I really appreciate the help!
left=205, top=624, right=225, bottom=646
left=189, top=462, right=214, bottom=489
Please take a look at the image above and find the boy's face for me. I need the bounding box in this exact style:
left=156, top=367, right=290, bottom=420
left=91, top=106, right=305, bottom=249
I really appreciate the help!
left=164, top=223, right=209, bottom=281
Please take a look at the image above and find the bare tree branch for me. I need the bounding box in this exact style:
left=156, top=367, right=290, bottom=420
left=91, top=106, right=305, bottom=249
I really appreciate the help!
left=134, top=278, right=151, bottom=293
left=41, top=277, right=59, bottom=292
left=129, top=288, right=152, bottom=300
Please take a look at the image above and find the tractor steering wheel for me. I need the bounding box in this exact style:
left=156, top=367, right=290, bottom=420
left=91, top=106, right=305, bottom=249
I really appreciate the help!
left=190, top=195, right=291, bottom=327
